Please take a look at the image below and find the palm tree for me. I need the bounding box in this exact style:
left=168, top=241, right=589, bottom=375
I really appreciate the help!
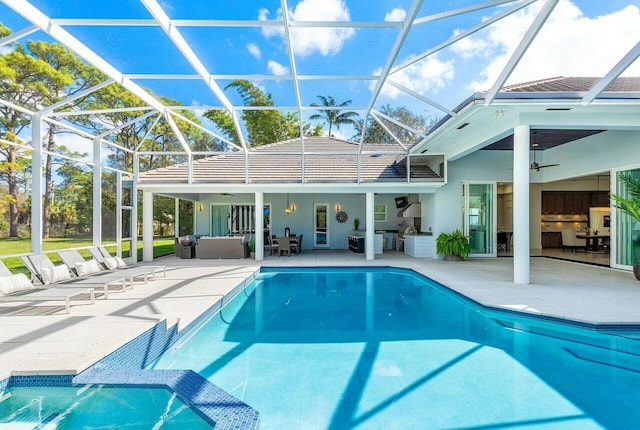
left=309, top=95, right=360, bottom=137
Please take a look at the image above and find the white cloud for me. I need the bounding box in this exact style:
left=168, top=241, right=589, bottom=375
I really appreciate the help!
left=376, top=54, right=455, bottom=99
left=267, top=60, right=290, bottom=75
left=0, top=45, right=14, bottom=55
left=452, top=1, right=640, bottom=91
left=385, top=8, right=406, bottom=22
left=259, top=0, right=355, bottom=56
left=246, top=43, right=261, bottom=60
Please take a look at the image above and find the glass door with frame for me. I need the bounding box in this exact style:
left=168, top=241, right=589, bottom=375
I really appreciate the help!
left=463, top=182, right=496, bottom=257
left=314, top=203, right=329, bottom=248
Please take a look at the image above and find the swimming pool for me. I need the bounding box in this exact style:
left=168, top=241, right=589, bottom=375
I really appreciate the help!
left=149, top=267, right=640, bottom=429
left=0, top=385, right=210, bottom=429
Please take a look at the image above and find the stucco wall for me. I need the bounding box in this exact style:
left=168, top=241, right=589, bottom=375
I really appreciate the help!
left=194, top=193, right=405, bottom=250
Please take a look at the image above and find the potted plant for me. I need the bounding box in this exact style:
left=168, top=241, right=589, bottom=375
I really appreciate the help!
left=353, top=218, right=360, bottom=231
left=436, top=229, right=471, bottom=261
left=611, top=172, right=640, bottom=281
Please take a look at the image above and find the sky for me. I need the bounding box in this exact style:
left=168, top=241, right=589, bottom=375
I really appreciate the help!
left=1, top=0, right=640, bottom=146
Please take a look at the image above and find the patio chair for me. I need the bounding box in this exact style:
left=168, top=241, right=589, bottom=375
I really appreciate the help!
left=92, top=246, right=166, bottom=279
left=277, top=236, right=291, bottom=257
left=290, top=234, right=303, bottom=254
left=58, top=249, right=154, bottom=285
left=0, top=259, right=95, bottom=313
left=174, top=236, right=196, bottom=259
left=265, top=234, right=279, bottom=256
left=20, top=253, right=130, bottom=299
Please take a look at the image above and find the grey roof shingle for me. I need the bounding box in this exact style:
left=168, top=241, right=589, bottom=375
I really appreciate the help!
left=501, top=76, right=640, bottom=93
left=139, top=137, right=439, bottom=184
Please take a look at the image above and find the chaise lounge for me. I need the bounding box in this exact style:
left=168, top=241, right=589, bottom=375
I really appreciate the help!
left=0, top=260, right=95, bottom=313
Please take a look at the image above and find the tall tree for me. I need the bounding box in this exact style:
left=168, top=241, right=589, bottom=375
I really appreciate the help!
left=26, top=40, right=106, bottom=238
left=205, top=80, right=321, bottom=147
left=309, top=95, right=359, bottom=138
left=352, top=104, right=432, bottom=145
left=0, top=25, right=77, bottom=237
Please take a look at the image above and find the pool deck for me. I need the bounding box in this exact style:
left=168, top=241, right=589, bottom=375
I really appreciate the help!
left=1, top=251, right=640, bottom=382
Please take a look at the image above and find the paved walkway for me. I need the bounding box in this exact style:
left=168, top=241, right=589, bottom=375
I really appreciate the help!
left=1, top=252, right=639, bottom=381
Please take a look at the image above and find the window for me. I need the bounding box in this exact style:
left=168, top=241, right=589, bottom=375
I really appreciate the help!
left=211, top=204, right=270, bottom=236
left=374, top=204, right=387, bottom=222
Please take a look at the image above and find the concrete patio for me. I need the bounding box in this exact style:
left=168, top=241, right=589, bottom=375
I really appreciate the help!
left=1, top=252, right=639, bottom=382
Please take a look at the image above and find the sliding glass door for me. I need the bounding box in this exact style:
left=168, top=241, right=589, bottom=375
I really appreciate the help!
left=463, top=182, right=497, bottom=257
left=613, top=168, right=640, bottom=269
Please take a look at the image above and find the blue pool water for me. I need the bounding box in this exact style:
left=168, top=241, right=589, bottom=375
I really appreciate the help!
left=150, top=267, right=640, bottom=429
left=0, top=385, right=210, bottom=429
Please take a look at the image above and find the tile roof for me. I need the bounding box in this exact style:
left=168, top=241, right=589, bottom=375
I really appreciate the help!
left=139, top=137, right=440, bottom=184
left=501, top=76, right=640, bottom=93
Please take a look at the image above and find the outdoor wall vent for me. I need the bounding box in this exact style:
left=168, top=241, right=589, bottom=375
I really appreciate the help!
left=456, top=122, right=470, bottom=130
left=545, top=107, right=572, bottom=111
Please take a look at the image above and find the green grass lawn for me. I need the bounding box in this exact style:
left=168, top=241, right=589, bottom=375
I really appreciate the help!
left=0, top=237, right=175, bottom=276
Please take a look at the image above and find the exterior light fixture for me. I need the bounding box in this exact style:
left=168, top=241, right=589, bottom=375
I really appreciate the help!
left=197, top=203, right=204, bottom=212
left=336, top=203, right=342, bottom=212
left=285, top=194, right=295, bottom=214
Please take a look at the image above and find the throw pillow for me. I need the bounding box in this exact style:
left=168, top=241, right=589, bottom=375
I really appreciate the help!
left=76, top=259, right=101, bottom=276
left=53, top=264, right=71, bottom=282
left=115, top=256, right=127, bottom=268
left=41, top=266, right=55, bottom=284
left=0, top=273, right=34, bottom=296
left=103, top=257, right=119, bottom=270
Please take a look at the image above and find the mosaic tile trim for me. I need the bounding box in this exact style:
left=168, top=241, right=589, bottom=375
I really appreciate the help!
left=8, top=374, right=73, bottom=388
left=74, top=369, right=259, bottom=429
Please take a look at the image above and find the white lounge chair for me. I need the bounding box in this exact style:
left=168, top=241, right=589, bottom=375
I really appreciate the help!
left=20, top=253, right=130, bottom=299
left=0, top=260, right=94, bottom=313
left=89, top=246, right=166, bottom=279
left=58, top=249, right=154, bottom=285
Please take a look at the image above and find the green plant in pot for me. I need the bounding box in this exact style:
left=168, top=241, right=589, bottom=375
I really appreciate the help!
left=354, top=218, right=360, bottom=231
left=611, top=172, right=640, bottom=281
left=436, top=229, right=471, bottom=261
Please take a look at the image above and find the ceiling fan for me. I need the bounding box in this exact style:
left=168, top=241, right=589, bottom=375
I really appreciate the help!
left=530, top=132, right=559, bottom=171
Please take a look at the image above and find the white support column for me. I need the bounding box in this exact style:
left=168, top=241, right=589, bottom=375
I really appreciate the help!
left=116, top=172, right=123, bottom=257
left=143, top=190, right=154, bottom=262
left=365, top=192, right=375, bottom=260
left=174, top=198, right=180, bottom=238
left=513, top=124, right=530, bottom=284
left=92, top=137, right=102, bottom=246
left=255, top=192, right=264, bottom=261
left=131, top=154, right=139, bottom=263
left=31, top=113, right=43, bottom=254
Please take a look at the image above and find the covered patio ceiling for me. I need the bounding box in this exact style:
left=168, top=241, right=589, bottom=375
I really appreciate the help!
left=2, top=0, right=640, bottom=162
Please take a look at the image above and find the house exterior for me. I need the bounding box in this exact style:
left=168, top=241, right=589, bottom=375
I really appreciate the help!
left=137, top=77, right=640, bottom=284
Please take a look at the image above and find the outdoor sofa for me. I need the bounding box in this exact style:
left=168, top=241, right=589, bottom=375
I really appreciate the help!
left=196, top=236, right=250, bottom=259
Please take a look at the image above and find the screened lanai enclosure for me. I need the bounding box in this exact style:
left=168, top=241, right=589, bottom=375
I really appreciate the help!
left=1, top=0, right=640, bottom=279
